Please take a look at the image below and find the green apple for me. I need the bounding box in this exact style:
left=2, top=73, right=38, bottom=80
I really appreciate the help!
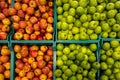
left=63, top=11, right=68, bottom=17
left=88, top=7, right=96, bottom=14
left=90, top=33, right=98, bottom=40
left=117, top=31, right=120, bottom=38
left=56, top=59, right=63, bottom=67
left=60, top=17, right=66, bottom=22
left=114, top=61, right=120, bottom=69
left=101, top=54, right=107, bottom=61
left=60, top=32, right=67, bottom=40
left=92, top=62, right=100, bottom=69
left=61, top=0, right=68, bottom=3
left=63, top=47, right=70, bottom=55
left=97, top=0, right=104, bottom=3
left=79, top=0, right=88, bottom=8
left=112, top=51, right=120, bottom=60
left=70, top=1, right=78, bottom=8
left=69, top=8, right=75, bottom=16
left=57, top=7, right=63, bottom=14
left=106, top=3, right=115, bottom=10
left=115, top=72, right=120, bottom=80
left=101, top=2, right=107, bottom=9
left=89, top=43, right=97, bottom=51
left=88, top=55, right=96, bottom=62
left=110, top=40, right=119, bottom=48
left=76, top=74, right=83, bottom=80
left=101, top=32, right=108, bottom=38
left=100, top=13, right=106, bottom=20
left=81, top=61, right=90, bottom=69
left=67, top=34, right=73, bottom=40
left=74, top=19, right=81, bottom=27
left=116, top=13, right=120, bottom=21
left=58, top=31, right=61, bottom=39
left=72, top=27, right=79, bottom=34
left=79, top=32, right=87, bottom=40
left=61, top=22, right=68, bottom=30
left=106, top=49, right=113, bottom=56
left=87, top=14, right=92, bottom=21
left=106, top=57, right=114, bottom=65
left=88, top=71, right=96, bottom=79
left=95, top=26, right=102, bottom=34
left=101, top=23, right=110, bottom=31
left=69, top=76, right=77, bottom=80
left=80, top=27, right=86, bottom=33
left=57, top=22, right=61, bottom=30
left=74, top=34, right=80, bottom=40
left=112, top=24, right=120, bottom=32
left=109, top=0, right=117, bottom=3
left=97, top=5, right=104, bottom=13
left=69, top=44, right=76, bottom=50
left=68, top=23, right=73, bottom=30
left=57, top=43, right=64, bottom=51
left=82, top=70, right=88, bottom=77
left=76, top=6, right=85, bottom=15
left=101, top=62, right=108, bottom=70
left=70, top=64, right=78, bottom=72
left=93, top=13, right=100, bottom=20
left=62, top=65, right=68, bottom=72
left=57, top=15, right=63, bottom=21
left=83, top=22, right=89, bottom=28
left=56, top=78, right=62, bottom=80
left=90, top=0, right=97, bottom=6
left=100, top=75, right=108, bottom=80
left=80, top=14, right=88, bottom=23
left=56, top=50, right=63, bottom=57
left=56, top=0, right=62, bottom=6
left=61, top=55, right=68, bottom=61
left=87, top=29, right=94, bottom=35
left=80, top=46, right=87, bottom=54
left=89, top=21, right=99, bottom=29
left=102, top=42, right=110, bottom=51
left=107, top=18, right=116, bottom=26
left=109, top=32, right=117, bottom=38
left=62, top=74, right=68, bottom=80
left=64, top=69, right=72, bottom=77
left=66, top=15, right=74, bottom=23
left=107, top=9, right=117, bottom=18
left=55, top=69, right=62, bottom=77
left=115, top=1, right=120, bottom=9
left=63, top=3, right=70, bottom=11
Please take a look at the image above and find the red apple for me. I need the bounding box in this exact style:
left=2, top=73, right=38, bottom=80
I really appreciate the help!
left=48, top=10, right=53, bottom=17
left=30, top=33, right=37, bottom=40
left=2, top=8, right=9, bottom=16
left=17, top=10, right=25, bottom=18
left=42, top=67, right=50, bottom=75
left=14, top=32, right=23, bottom=40
left=18, top=28, right=25, bottom=34
left=23, top=34, right=30, bottom=40
left=14, top=2, right=21, bottom=10
left=8, top=8, right=17, bottom=15
left=39, top=19, right=47, bottom=29
left=47, top=63, right=53, bottom=70
left=11, top=15, right=20, bottom=22
left=37, top=35, right=43, bottom=40
left=25, top=26, right=33, bottom=34
left=47, top=49, right=53, bottom=56
left=30, top=16, right=38, bottom=24
left=23, top=0, right=29, bottom=4
left=0, top=32, right=7, bottom=40
left=19, top=21, right=27, bottom=29
left=22, top=45, right=28, bottom=50
left=0, top=65, right=5, bottom=73
left=16, top=62, right=24, bottom=69
left=0, top=13, right=5, bottom=20
left=22, top=57, right=28, bottom=63
left=37, top=60, right=46, bottom=69
left=26, top=7, right=34, bottom=15
left=12, top=22, right=19, bottom=31
left=22, top=3, right=28, bottom=12
left=30, top=50, right=37, bottom=57
left=15, top=60, right=22, bottom=65
left=33, top=77, right=39, bottom=80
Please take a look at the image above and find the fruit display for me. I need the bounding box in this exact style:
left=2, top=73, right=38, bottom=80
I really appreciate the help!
left=12, top=0, right=54, bottom=40
left=0, top=0, right=11, bottom=40
left=0, top=45, right=11, bottom=80
left=14, top=44, right=53, bottom=80
left=100, top=40, right=120, bottom=80
left=55, top=43, right=100, bottom=80
left=56, top=0, right=120, bottom=40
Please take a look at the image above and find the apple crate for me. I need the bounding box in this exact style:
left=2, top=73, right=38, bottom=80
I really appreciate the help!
left=99, top=38, right=120, bottom=80
left=54, top=41, right=100, bottom=80
left=0, top=41, right=12, bottom=80
left=10, top=0, right=55, bottom=42
left=10, top=41, right=55, bottom=80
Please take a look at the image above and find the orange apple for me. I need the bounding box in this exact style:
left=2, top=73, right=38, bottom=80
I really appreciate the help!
left=39, top=19, right=47, bottom=29
left=18, top=28, right=25, bottom=34
left=11, top=15, right=20, bottom=23
left=47, top=17, right=53, bottom=23
left=39, top=74, right=47, bottom=80
left=12, top=22, right=19, bottom=31
left=25, top=26, right=33, bottom=34
left=23, top=64, right=31, bottom=72
left=37, top=50, right=44, bottom=56
left=30, top=50, right=38, bottom=57
left=2, top=25, right=10, bottom=33
left=29, top=45, right=39, bottom=51
left=4, top=70, right=10, bottom=78
left=46, top=25, right=53, bottom=33
left=25, top=14, right=30, bottom=21
left=19, top=21, right=27, bottom=29
left=39, top=0, right=46, bottom=6
left=30, top=33, right=37, bottom=40
left=3, top=62, right=10, bottom=70
left=42, top=12, right=49, bottom=19
left=19, top=70, right=26, bottom=77
left=0, top=65, right=5, bottom=73
left=2, top=8, right=9, bottom=16
left=2, top=18, right=11, bottom=25
left=14, top=2, right=21, bottom=10
left=20, top=49, right=28, bottom=57
left=36, top=55, right=43, bottom=61
left=14, top=32, right=23, bottom=40
left=0, top=13, right=5, bottom=20
left=29, top=0, right=37, bottom=8
left=35, top=10, right=41, bottom=17
left=28, top=57, right=35, bottom=64
left=0, top=32, right=7, bottom=40
left=40, top=45, right=48, bottom=52
left=21, top=77, right=29, bottom=80
left=30, top=16, right=38, bottom=24
left=23, top=34, right=30, bottom=40
left=48, top=1, right=53, bottom=7
left=17, top=10, right=25, bottom=18
left=26, top=71, right=34, bottom=79
left=15, top=76, right=21, bottom=80
left=39, top=5, right=46, bottom=13
left=45, top=33, right=52, bottom=40
left=16, top=62, right=24, bottom=69
left=22, top=3, right=28, bottom=12
left=8, top=8, right=17, bottom=15
left=34, top=68, right=42, bottom=76
left=31, top=62, right=37, bottom=69
left=26, top=7, right=34, bottom=15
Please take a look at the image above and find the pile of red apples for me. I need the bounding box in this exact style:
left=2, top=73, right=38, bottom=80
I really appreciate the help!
left=0, top=0, right=11, bottom=40
left=12, top=0, right=54, bottom=40
left=14, top=44, right=53, bottom=80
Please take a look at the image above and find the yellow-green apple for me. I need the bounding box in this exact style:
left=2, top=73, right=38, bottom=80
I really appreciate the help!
left=14, top=32, right=23, bottom=40
left=25, top=26, right=33, bottom=34
left=30, top=33, right=37, bottom=40
left=17, top=10, right=25, bottom=18
left=22, top=3, right=28, bottom=12
left=23, top=33, right=30, bottom=40
left=0, top=13, right=5, bottom=20
left=45, top=33, right=52, bottom=40
left=2, top=18, right=11, bottom=25
left=14, top=2, right=21, bottom=10
left=11, top=15, right=20, bottom=23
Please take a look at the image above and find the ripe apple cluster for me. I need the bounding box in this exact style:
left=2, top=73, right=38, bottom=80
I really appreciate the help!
left=12, top=0, right=54, bottom=40
left=100, top=40, right=120, bottom=80
left=14, top=44, right=53, bottom=80
left=0, top=0, right=12, bottom=40
left=0, top=45, right=11, bottom=80
left=56, top=0, right=120, bottom=40
left=55, top=43, right=100, bottom=80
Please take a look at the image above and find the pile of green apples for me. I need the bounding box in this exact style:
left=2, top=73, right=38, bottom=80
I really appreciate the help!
left=100, top=40, right=120, bottom=80
left=56, top=0, right=120, bottom=40
left=55, top=43, right=100, bottom=80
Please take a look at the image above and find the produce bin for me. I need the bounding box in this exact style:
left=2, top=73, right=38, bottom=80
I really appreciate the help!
left=54, top=41, right=100, bottom=80
left=10, top=41, right=55, bottom=80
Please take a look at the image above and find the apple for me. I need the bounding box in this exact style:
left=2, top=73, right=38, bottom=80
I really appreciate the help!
left=39, top=5, right=46, bottom=13
left=25, top=26, right=33, bottom=34
left=23, top=64, right=31, bottom=72
left=2, top=25, right=10, bottom=33
left=31, top=62, right=37, bottom=69
left=44, top=55, right=51, bottom=61
left=37, top=50, right=44, bottom=56
left=48, top=70, right=53, bottom=78
left=37, top=60, right=46, bottom=68
left=30, top=50, right=37, bottom=57
left=23, top=34, right=30, bottom=40
left=34, top=68, right=42, bottom=76
left=14, top=32, right=23, bottom=40
left=26, top=7, right=34, bottom=15
left=42, top=67, right=50, bottom=75
left=22, top=3, right=28, bottom=11
left=19, top=21, right=27, bottom=29
left=38, top=35, right=43, bottom=40
left=33, top=23, right=40, bottom=31
left=45, top=33, right=53, bottom=40
left=29, top=0, right=37, bottom=8
left=0, top=13, right=5, bottom=20
left=25, top=14, right=30, bottom=21
left=17, top=10, right=25, bottom=18
left=47, top=17, right=53, bottom=24
left=28, top=57, right=35, bottom=64
left=4, top=70, right=10, bottom=79
left=39, top=74, right=47, bottom=80
left=8, top=8, right=16, bottom=15
left=16, top=52, right=22, bottom=59
left=23, top=0, right=29, bottom=4
left=39, top=19, right=47, bottom=29
left=15, top=76, right=21, bottom=80
left=26, top=71, right=34, bottom=79
left=34, top=31, right=40, bottom=36
left=30, top=33, right=37, bottom=40
left=46, top=25, right=53, bottom=33
left=35, top=10, right=41, bottom=17
left=18, top=29, right=25, bottom=34
left=3, top=62, right=10, bottom=70
left=14, top=2, right=21, bottom=10
left=30, top=16, right=38, bottom=24
left=19, top=70, right=26, bottom=77
left=42, top=12, right=49, bottom=19
left=33, top=77, right=39, bottom=80
left=38, top=0, right=46, bottom=6
left=0, top=65, right=5, bottom=73
left=47, top=63, right=53, bottom=70
left=29, top=45, right=39, bottom=51
left=21, top=50, right=28, bottom=57
left=36, top=55, right=43, bottom=61
left=16, top=62, right=24, bottom=69
left=22, top=57, right=28, bottom=63
left=11, top=15, right=20, bottom=23
left=40, top=45, right=48, bottom=53
left=47, top=49, right=53, bottom=56
left=2, top=18, right=10, bottom=25
left=0, top=32, right=7, bottom=40
left=22, top=45, right=29, bottom=50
